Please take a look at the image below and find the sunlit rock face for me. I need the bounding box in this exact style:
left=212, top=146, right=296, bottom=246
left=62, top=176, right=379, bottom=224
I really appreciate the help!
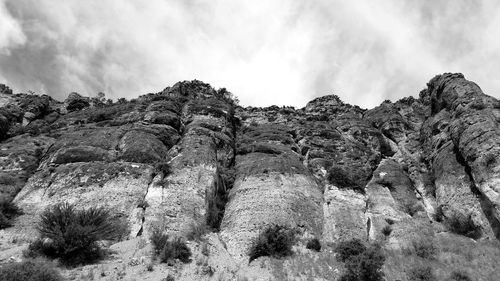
left=0, top=74, right=500, bottom=280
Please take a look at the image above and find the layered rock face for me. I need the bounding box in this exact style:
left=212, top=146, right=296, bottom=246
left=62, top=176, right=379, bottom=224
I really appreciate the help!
left=0, top=74, right=500, bottom=280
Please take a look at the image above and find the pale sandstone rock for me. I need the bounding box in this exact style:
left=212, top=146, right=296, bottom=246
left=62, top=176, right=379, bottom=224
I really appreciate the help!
left=323, top=185, right=366, bottom=242
left=220, top=173, right=323, bottom=259
left=13, top=162, right=154, bottom=238
left=143, top=165, right=216, bottom=237
left=1, top=77, right=500, bottom=280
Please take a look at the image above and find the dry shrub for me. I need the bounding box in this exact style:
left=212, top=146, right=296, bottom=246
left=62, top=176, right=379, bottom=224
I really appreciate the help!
left=27, top=203, right=127, bottom=266
left=0, top=199, right=22, bottom=229
left=149, top=229, right=191, bottom=264
left=327, top=166, right=364, bottom=193
left=405, top=239, right=438, bottom=259
left=449, top=270, right=472, bottom=281
left=249, top=225, right=296, bottom=263
left=0, top=259, right=63, bottom=281
left=306, top=238, right=321, bottom=252
left=335, top=240, right=386, bottom=281
left=407, top=265, right=436, bottom=281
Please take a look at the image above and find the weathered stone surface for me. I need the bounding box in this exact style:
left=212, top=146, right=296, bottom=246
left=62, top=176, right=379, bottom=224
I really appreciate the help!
left=17, top=94, right=51, bottom=120
left=142, top=89, right=235, bottom=243
left=49, top=126, right=124, bottom=152
left=0, top=76, right=500, bottom=280
left=143, top=165, right=216, bottom=237
left=422, top=73, right=500, bottom=237
left=365, top=159, right=425, bottom=240
left=50, top=145, right=112, bottom=164
left=323, top=186, right=366, bottom=242
left=221, top=173, right=323, bottom=259
left=219, top=119, right=323, bottom=263
left=365, top=102, right=408, bottom=142
left=119, top=130, right=169, bottom=163
left=144, top=111, right=180, bottom=129
left=13, top=162, right=154, bottom=237
left=129, top=123, right=180, bottom=148
left=0, top=135, right=54, bottom=201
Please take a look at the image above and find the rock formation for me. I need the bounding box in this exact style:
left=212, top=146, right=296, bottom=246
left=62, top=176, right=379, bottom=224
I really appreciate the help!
left=0, top=74, right=499, bottom=280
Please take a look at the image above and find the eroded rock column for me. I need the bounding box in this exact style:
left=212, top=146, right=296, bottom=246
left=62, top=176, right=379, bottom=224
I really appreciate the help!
left=220, top=124, right=323, bottom=259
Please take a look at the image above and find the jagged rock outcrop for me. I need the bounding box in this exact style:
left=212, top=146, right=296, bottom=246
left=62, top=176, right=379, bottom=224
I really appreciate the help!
left=0, top=74, right=500, bottom=280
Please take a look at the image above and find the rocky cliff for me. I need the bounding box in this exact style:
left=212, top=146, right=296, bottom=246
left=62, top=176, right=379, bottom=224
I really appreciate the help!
left=0, top=73, right=499, bottom=280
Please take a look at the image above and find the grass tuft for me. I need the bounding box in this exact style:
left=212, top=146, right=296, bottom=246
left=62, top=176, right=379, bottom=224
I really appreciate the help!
left=0, top=259, right=63, bottom=281
left=382, top=225, right=393, bottom=236
left=149, top=229, right=192, bottom=264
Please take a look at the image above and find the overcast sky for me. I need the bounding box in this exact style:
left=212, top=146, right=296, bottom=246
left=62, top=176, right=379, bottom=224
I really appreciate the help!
left=1, top=0, right=499, bottom=108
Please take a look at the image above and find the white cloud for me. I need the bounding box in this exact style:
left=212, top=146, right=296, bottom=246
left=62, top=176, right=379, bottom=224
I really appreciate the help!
left=0, top=0, right=26, bottom=54
left=0, top=0, right=498, bottom=108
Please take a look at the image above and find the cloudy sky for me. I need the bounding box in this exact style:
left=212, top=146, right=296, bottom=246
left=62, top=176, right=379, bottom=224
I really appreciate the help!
left=0, top=0, right=499, bottom=108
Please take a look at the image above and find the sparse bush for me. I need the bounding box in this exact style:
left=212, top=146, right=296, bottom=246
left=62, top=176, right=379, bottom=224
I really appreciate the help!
left=149, top=229, right=192, bottom=264
left=378, top=135, right=394, bottom=157
left=27, top=203, right=127, bottom=266
left=248, top=225, right=296, bottom=262
left=88, top=108, right=114, bottom=122
left=338, top=243, right=386, bottom=281
left=407, top=265, right=436, bottom=281
left=155, top=162, right=172, bottom=177
left=87, top=103, right=137, bottom=123
left=449, top=270, right=472, bottom=281
left=434, top=205, right=444, bottom=222
left=405, top=239, right=438, bottom=259
left=327, top=166, right=353, bottom=187
left=159, top=238, right=192, bottom=264
left=0, top=213, right=10, bottom=229
left=0, top=259, right=63, bottom=281
left=447, top=213, right=481, bottom=239
left=117, top=98, right=127, bottom=104
left=0, top=174, right=17, bottom=185
left=306, top=238, right=321, bottom=252
left=188, top=98, right=229, bottom=119
left=150, top=228, right=169, bottom=255
left=66, top=98, right=89, bottom=112
left=335, top=239, right=367, bottom=262
left=184, top=220, right=208, bottom=241
left=136, top=198, right=149, bottom=209
left=0, top=199, right=22, bottom=229
left=382, top=225, right=392, bottom=236
left=327, top=166, right=363, bottom=193
left=413, top=241, right=437, bottom=259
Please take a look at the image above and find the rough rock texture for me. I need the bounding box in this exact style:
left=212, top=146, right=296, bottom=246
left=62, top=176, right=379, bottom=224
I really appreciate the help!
left=0, top=74, right=500, bottom=280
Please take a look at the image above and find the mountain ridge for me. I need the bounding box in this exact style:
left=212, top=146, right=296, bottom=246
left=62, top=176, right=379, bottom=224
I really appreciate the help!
left=0, top=73, right=500, bottom=280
